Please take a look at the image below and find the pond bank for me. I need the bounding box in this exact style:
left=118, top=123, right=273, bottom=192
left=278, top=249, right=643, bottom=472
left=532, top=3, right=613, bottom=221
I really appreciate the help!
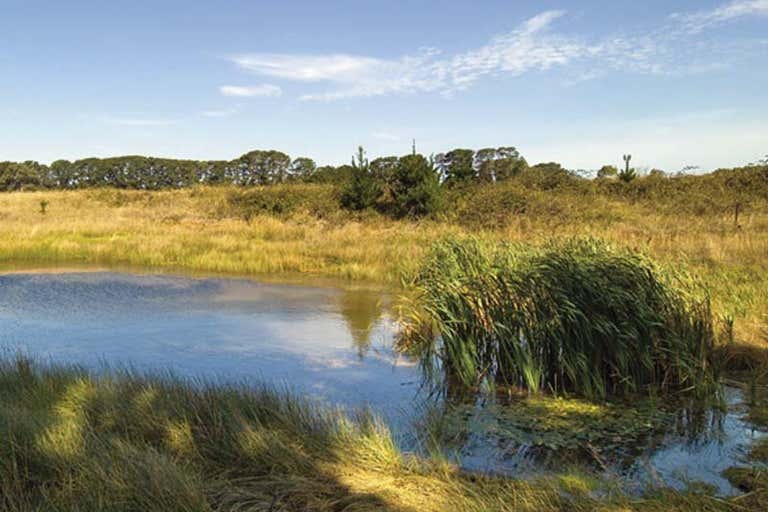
left=1, top=270, right=767, bottom=508
left=1, top=357, right=767, bottom=511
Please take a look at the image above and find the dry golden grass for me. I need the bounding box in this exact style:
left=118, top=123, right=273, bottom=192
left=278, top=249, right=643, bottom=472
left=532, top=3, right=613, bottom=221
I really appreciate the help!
left=0, top=186, right=765, bottom=356
left=2, top=357, right=763, bottom=511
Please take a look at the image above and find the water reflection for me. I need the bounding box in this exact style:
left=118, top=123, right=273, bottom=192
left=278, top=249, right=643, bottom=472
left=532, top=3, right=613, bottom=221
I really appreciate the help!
left=0, top=270, right=764, bottom=495
left=414, top=385, right=765, bottom=495
left=0, top=271, right=419, bottom=425
left=336, top=289, right=385, bottom=359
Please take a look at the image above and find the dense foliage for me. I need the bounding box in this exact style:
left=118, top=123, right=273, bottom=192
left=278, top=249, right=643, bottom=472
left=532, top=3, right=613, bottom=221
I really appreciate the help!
left=389, top=153, right=442, bottom=218
left=0, top=150, right=317, bottom=191
left=340, top=147, right=382, bottom=211
left=3, top=145, right=767, bottom=223
left=399, top=238, right=717, bottom=399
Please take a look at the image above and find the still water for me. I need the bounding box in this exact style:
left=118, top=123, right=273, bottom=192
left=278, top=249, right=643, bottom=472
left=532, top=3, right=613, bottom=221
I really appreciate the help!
left=0, top=271, right=764, bottom=495
left=0, top=271, right=419, bottom=422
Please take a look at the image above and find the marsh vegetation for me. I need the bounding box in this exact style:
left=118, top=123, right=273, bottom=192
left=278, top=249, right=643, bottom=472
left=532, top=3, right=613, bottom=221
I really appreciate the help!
left=0, top=152, right=767, bottom=510
left=398, top=238, right=717, bottom=399
left=1, top=357, right=767, bottom=511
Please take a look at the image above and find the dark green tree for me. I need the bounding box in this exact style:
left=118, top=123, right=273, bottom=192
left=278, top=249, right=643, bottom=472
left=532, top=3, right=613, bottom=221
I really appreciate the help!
left=435, top=148, right=475, bottom=186
left=390, top=153, right=442, bottom=217
left=0, top=161, right=42, bottom=191
left=234, top=150, right=291, bottom=185
left=619, top=154, right=637, bottom=183
left=475, top=146, right=527, bottom=182
left=340, top=147, right=382, bottom=210
left=288, top=157, right=316, bottom=181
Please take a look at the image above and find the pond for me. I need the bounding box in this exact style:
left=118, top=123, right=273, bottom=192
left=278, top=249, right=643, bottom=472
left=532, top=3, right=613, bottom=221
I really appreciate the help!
left=0, top=270, right=764, bottom=495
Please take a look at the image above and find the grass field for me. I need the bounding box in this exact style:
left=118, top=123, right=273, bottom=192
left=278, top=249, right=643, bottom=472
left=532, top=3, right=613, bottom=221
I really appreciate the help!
left=0, top=181, right=765, bottom=360
left=1, top=356, right=766, bottom=511
left=1, top=175, right=768, bottom=510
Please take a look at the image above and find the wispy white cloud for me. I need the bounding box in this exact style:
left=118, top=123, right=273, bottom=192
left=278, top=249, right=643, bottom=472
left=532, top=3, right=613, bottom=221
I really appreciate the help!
left=231, top=11, right=578, bottom=101
left=227, top=1, right=767, bottom=101
left=219, top=84, right=283, bottom=97
left=232, top=54, right=382, bottom=82
left=671, top=0, right=768, bottom=33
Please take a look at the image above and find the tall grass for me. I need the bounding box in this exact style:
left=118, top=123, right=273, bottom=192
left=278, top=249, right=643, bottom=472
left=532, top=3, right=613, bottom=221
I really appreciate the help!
left=0, top=183, right=765, bottom=359
left=0, top=357, right=762, bottom=511
left=398, top=238, right=718, bottom=399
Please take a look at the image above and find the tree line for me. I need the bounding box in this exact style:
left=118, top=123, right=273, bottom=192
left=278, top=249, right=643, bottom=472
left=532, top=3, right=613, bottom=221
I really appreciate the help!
left=0, top=145, right=534, bottom=217
left=0, top=151, right=317, bottom=191
left=0, top=146, right=531, bottom=190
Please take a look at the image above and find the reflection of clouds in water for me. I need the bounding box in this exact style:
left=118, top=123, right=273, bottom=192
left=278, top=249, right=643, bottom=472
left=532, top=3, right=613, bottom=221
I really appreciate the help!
left=0, top=271, right=419, bottom=423
left=304, top=355, right=361, bottom=370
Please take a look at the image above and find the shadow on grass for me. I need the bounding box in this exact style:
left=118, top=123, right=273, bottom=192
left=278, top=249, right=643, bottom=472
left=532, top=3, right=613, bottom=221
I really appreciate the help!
left=0, top=357, right=404, bottom=511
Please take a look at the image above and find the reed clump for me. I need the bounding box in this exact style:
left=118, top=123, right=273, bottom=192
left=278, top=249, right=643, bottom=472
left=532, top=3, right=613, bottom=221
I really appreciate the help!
left=399, top=238, right=717, bottom=399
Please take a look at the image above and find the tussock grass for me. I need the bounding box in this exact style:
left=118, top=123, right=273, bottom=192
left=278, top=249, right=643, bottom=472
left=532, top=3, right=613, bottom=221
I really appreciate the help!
left=398, top=238, right=717, bottom=399
left=0, top=357, right=763, bottom=511
left=0, top=182, right=765, bottom=362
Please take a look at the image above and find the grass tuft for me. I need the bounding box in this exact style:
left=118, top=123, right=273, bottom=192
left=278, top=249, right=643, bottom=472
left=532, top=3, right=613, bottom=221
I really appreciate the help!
left=399, top=238, right=718, bottom=399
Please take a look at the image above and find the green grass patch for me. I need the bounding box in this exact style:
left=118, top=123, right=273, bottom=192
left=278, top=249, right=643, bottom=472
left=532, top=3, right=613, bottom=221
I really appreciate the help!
left=399, top=237, right=718, bottom=399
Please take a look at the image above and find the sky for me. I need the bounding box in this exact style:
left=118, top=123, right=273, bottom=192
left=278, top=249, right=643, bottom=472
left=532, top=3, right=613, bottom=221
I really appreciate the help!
left=1, top=0, right=767, bottom=171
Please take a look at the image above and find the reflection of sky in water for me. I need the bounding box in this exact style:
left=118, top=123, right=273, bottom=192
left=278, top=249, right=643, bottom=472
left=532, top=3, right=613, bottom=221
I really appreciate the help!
left=0, top=272, right=421, bottom=428
left=623, top=387, right=767, bottom=495
left=449, top=387, right=766, bottom=496
left=0, top=271, right=764, bottom=494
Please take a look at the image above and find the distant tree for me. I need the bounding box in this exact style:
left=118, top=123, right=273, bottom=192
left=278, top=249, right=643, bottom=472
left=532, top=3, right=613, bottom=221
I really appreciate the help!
left=530, top=162, right=567, bottom=174
left=474, top=148, right=497, bottom=183
left=340, top=147, right=382, bottom=210
left=390, top=153, right=442, bottom=217
left=235, top=150, right=291, bottom=185
left=47, top=159, right=74, bottom=188
left=435, top=148, right=475, bottom=185
left=619, top=154, right=637, bottom=183
left=0, top=161, right=42, bottom=191
left=370, top=156, right=398, bottom=184
left=288, top=157, right=316, bottom=181
left=474, top=146, right=528, bottom=182
left=597, top=165, right=618, bottom=179
left=648, top=168, right=666, bottom=178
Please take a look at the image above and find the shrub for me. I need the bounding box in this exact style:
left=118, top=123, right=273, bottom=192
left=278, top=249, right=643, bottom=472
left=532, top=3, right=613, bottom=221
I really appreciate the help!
left=597, top=165, right=618, bottom=179
left=398, top=238, right=717, bottom=399
left=225, top=184, right=341, bottom=220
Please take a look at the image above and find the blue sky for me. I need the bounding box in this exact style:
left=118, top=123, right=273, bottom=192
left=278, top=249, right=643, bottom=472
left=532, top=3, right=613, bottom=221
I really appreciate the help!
left=2, top=0, right=767, bottom=171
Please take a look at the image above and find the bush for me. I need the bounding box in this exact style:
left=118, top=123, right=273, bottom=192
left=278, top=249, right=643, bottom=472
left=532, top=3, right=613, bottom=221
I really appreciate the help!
left=225, top=184, right=341, bottom=221
left=399, top=238, right=717, bottom=399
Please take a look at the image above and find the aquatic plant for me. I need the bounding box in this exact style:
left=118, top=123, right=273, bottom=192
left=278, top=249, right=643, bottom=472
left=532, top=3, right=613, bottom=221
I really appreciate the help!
left=399, top=238, right=718, bottom=399
left=0, top=177, right=766, bottom=367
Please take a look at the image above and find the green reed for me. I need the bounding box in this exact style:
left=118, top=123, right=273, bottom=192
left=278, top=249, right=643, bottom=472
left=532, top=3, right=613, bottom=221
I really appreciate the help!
left=398, top=237, right=718, bottom=399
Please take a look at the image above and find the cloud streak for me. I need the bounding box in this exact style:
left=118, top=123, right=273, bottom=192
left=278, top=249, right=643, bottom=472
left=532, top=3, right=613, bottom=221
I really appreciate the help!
left=227, top=1, right=767, bottom=101
left=671, top=0, right=768, bottom=33
left=219, top=84, right=283, bottom=97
